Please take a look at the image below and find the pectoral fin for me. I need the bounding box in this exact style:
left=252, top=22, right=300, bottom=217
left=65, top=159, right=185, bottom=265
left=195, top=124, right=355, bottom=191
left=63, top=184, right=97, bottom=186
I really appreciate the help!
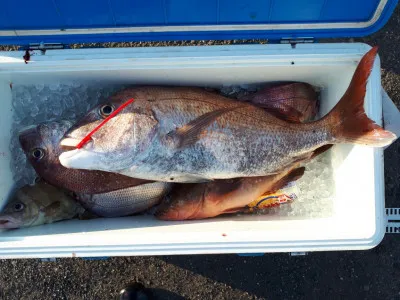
left=269, top=167, right=305, bottom=194
left=166, top=106, right=240, bottom=148
left=311, top=144, right=333, bottom=159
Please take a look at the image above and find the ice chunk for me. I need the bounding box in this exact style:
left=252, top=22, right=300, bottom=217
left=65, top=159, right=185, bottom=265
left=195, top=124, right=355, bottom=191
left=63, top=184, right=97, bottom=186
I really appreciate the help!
left=219, top=84, right=263, bottom=100
left=35, top=84, right=44, bottom=92
left=254, top=148, right=335, bottom=219
left=287, top=151, right=335, bottom=218
left=220, top=85, right=248, bottom=99
left=49, top=83, right=60, bottom=91
left=30, top=105, right=39, bottom=118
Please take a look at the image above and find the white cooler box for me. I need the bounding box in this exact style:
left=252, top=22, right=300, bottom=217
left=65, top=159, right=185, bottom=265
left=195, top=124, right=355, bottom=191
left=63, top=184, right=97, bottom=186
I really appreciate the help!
left=0, top=0, right=399, bottom=258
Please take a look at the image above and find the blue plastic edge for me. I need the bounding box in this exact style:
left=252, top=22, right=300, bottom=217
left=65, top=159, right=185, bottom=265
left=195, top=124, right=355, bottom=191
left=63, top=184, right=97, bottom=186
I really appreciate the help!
left=0, top=0, right=397, bottom=45
left=80, top=256, right=110, bottom=261
left=237, top=253, right=265, bottom=257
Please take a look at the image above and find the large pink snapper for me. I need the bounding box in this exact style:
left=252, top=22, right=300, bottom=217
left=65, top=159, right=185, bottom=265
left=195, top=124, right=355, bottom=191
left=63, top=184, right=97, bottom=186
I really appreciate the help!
left=59, top=47, right=395, bottom=183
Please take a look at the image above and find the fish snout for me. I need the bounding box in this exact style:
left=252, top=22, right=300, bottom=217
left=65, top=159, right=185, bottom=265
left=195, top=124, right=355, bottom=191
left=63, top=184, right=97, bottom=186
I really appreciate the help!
left=0, top=214, right=22, bottom=229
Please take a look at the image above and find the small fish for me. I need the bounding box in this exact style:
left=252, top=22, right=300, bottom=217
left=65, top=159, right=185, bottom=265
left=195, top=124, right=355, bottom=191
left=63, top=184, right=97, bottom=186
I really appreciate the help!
left=59, top=47, right=396, bottom=183
left=0, top=181, right=85, bottom=229
left=155, top=165, right=305, bottom=220
left=18, top=120, right=150, bottom=194
left=76, top=182, right=172, bottom=217
left=239, top=82, right=318, bottom=122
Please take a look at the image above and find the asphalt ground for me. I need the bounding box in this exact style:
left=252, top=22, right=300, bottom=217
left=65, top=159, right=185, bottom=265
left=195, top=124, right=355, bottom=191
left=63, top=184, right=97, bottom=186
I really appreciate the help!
left=1, top=5, right=400, bottom=300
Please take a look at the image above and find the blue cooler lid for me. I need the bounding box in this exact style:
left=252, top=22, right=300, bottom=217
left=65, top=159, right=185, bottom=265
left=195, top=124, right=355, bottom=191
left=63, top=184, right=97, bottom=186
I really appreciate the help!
left=0, top=0, right=397, bottom=45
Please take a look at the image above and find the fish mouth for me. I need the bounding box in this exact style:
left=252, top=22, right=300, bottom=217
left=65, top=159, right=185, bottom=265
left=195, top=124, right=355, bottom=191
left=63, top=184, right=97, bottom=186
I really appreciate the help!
left=60, top=137, right=81, bottom=148
left=60, top=136, right=94, bottom=151
left=59, top=148, right=96, bottom=170
left=0, top=215, right=21, bottom=229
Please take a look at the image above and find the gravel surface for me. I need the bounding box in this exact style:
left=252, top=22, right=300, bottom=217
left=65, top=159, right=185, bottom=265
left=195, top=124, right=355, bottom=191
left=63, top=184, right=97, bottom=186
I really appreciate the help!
left=1, top=5, right=400, bottom=300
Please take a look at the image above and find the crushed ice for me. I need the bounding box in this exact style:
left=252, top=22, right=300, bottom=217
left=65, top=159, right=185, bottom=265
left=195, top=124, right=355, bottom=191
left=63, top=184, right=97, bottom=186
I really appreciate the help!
left=10, top=83, right=334, bottom=218
left=256, top=151, right=335, bottom=218
left=10, top=83, right=126, bottom=188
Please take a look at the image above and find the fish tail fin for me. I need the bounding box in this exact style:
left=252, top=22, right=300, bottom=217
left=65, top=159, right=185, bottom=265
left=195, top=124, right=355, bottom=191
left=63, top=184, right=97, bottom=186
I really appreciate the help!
left=324, top=46, right=396, bottom=147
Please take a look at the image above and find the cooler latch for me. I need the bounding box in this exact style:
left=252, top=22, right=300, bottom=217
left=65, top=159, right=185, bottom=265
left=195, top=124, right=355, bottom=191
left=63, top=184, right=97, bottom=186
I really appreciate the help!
left=280, top=38, right=314, bottom=48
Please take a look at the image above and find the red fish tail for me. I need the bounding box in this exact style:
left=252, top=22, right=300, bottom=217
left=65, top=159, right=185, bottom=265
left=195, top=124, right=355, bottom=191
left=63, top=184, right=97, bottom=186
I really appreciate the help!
left=323, top=46, right=396, bottom=147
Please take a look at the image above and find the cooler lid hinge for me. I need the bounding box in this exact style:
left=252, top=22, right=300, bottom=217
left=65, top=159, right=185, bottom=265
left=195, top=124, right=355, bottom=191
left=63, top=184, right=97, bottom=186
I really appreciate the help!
left=20, top=42, right=65, bottom=63
left=22, top=42, right=65, bottom=53
left=280, top=37, right=315, bottom=48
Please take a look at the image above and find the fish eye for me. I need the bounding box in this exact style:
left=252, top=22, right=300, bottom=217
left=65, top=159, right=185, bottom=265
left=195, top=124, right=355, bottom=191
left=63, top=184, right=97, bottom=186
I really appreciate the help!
left=14, top=202, right=25, bottom=212
left=99, top=104, right=114, bottom=117
left=31, top=148, right=44, bottom=160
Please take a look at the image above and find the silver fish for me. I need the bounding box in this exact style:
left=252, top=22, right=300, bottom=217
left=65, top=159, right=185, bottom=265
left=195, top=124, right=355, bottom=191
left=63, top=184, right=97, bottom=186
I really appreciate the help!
left=59, top=47, right=396, bottom=183
left=0, top=181, right=84, bottom=229
left=76, top=182, right=172, bottom=217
